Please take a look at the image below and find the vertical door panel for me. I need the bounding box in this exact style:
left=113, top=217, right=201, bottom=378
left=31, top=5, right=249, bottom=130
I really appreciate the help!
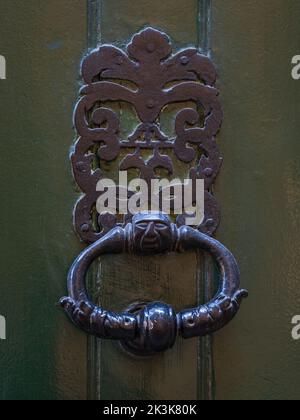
left=87, top=0, right=214, bottom=401
left=0, top=0, right=88, bottom=400
left=212, top=0, right=300, bottom=400
left=3, top=0, right=299, bottom=401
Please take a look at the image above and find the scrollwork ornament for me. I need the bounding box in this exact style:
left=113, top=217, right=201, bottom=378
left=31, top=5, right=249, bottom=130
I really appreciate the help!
left=60, top=29, right=247, bottom=356
left=72, top=28, right=223, bottom=243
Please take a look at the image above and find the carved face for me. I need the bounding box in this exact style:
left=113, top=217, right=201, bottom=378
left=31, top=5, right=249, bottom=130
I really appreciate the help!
left=132, top=212, right=173, bottom=253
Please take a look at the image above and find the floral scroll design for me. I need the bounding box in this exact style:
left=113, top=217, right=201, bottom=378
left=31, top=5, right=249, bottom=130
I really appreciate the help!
left=72, top=28, right=223, bottom=244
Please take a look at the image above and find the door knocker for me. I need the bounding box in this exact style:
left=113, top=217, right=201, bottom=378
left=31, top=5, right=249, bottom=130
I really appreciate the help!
left=60, top=28, right=248, bottom=355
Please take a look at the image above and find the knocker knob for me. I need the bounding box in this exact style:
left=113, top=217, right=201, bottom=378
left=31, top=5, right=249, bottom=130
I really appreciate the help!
left=121, top=302, right=177, bottom=355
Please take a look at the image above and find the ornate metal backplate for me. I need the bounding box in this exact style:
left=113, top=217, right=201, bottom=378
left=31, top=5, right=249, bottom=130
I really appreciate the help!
left=72, top=27, right=223, bottom=244
left=61, top=28, right=248, bottom=356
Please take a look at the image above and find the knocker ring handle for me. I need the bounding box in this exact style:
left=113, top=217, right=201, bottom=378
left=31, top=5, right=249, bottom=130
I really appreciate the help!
left=60, top=213, right=248, bottom=355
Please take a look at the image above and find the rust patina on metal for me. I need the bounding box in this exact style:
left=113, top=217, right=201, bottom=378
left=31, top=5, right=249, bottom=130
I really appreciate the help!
left=61, top=212, right=248, bottom=355
left=61, top=28, right=247, bottom=356
left=72, top=27, right=223, bottom=243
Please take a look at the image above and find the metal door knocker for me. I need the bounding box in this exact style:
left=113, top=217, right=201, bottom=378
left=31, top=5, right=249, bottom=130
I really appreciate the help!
left=60, top=28, right=248, bottom=355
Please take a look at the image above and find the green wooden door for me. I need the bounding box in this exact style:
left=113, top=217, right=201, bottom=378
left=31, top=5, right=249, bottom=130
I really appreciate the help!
left=1, top=0, right=300, bottom=401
